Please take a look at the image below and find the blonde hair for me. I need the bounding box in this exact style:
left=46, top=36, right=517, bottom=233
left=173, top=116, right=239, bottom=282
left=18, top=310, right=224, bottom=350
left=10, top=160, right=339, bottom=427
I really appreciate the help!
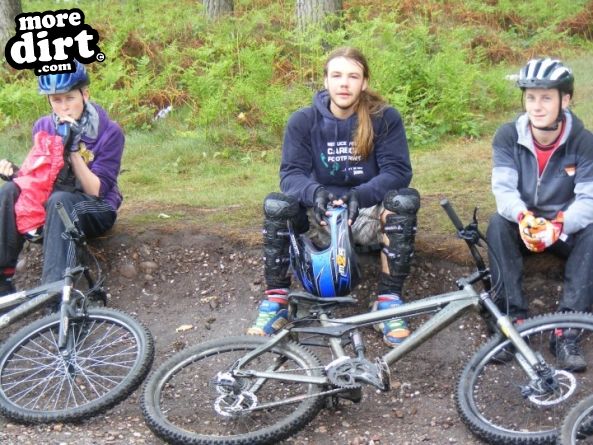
left=324, top=47, right=387, bottom=159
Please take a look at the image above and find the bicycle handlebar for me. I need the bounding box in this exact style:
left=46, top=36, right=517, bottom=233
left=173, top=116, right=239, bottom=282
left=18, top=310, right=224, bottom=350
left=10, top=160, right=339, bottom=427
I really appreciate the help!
left=55, top=202, right=77, bottom=234
left=439, top=198, right=491, bottom=290
left=440, top=198, right=464, bottom=231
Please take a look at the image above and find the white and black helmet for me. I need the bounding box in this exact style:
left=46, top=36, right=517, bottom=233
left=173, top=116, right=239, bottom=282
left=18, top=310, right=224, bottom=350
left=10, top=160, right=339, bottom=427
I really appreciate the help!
left=517, top=58, right=574, bottom=96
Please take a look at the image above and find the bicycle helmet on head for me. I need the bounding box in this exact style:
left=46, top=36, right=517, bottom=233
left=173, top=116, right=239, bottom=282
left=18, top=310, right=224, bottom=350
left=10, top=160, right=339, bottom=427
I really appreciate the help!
left=517, top=58, right=574, bottom=97
left=38, top=60, right=90, bottom=95
left=289, top=206, right=361, bottom=298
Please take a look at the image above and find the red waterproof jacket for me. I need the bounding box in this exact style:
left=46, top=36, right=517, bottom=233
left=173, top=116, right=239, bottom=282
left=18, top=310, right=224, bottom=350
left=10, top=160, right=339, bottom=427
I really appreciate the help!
left=13, top=131, right=65, bottom=234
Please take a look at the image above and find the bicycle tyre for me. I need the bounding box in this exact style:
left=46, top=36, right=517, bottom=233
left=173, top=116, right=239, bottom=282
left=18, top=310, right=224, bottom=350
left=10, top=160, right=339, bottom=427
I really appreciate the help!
left=559, top=393, right=593, bottom=445
left=142, top=335, right=325, bottom=445
left=456, top=312, right=593, bottom=445
left=0, top=307, right=154, bottom=423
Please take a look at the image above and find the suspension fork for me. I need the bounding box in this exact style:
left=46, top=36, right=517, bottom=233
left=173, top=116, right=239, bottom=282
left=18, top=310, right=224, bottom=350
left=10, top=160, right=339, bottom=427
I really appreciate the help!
left=481, top=292, right=545, bottom=377
left=58, top=269, right=75, bottom=354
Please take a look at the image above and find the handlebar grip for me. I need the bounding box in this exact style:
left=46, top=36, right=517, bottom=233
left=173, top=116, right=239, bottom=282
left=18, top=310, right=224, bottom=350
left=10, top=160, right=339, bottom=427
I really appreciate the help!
left=55, top=202, right=76, bottom=233
left=440, top=198, right=465, bottom=231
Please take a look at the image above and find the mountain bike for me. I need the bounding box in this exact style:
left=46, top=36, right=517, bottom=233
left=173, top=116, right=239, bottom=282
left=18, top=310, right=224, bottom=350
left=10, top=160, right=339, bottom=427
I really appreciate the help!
left=560, top=394, right=593, bottom=444
left=141, top=199, right=593, bottom=445
left=0, top=202, right=154, bottom=423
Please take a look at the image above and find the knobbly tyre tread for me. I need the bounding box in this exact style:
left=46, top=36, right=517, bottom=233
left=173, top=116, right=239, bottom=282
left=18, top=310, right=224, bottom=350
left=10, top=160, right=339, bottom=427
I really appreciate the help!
left=0, top=308, right=154, bottom=423
left=456, top=312, right=593, bottom=445
left=141, top=335, right=326, bottom=445
left=559, top=392, right=593, bottom=445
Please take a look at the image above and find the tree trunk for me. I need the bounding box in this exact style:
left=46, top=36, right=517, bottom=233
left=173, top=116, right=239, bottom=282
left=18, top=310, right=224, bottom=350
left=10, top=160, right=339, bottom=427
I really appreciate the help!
left=0, top=0, right=22, bottom=50
left=203, top=0, right=233, bottom=21
left=296, top=0, right=342, bottom=30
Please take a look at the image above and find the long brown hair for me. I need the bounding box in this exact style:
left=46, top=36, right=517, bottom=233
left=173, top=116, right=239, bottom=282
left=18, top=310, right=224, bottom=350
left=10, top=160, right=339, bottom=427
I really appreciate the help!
left=323, top=47, right=387, bottom=160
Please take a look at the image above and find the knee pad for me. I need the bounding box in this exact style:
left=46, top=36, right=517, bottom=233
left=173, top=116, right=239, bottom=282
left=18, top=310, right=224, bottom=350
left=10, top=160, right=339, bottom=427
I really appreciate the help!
left=383, top=188, right=420, bottom=215
left=263, top=192, right=300, bottom=220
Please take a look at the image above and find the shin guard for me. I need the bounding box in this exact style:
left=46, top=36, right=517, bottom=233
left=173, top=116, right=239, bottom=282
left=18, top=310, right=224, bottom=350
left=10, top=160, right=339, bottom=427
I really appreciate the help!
left=380, top=188, right=420, bottom=295
left=262, top=193, right=303, bottom=289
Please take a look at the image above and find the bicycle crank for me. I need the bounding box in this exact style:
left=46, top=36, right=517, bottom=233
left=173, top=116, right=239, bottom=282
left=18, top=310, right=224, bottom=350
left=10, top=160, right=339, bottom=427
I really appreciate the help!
left=325, top=357, right=390, bottom=391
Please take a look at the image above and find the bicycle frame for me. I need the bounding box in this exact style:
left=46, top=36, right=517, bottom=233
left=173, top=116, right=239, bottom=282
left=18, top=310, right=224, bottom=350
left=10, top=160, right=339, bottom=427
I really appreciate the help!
left=0, top=280, right=63, bottom=329
left=0, top=202, right=103, bottom=334
left=230, top=289, right=474, bottom=386
left=231, top=280, right=542, bottom=390
left=231, top=199, right=543, bottom=388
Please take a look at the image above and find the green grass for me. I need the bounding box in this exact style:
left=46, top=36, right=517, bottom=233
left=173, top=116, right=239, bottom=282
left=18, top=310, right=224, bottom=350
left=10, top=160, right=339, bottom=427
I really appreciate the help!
left=1, top=1, right=592, bottom=244
left=410, top=54, right=593, bottom=240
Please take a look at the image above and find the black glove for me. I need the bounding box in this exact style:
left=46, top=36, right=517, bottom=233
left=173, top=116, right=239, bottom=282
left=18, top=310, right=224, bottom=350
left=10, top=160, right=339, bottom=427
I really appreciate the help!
left=340, top=190, right=360, bottom=224
left=57, top=121, right=83, bottom=152
left=313, top=188, right=334, bottom=225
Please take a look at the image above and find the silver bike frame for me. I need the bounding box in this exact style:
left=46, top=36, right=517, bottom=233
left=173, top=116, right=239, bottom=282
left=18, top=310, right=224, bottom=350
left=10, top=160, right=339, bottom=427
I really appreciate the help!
left=233, top=281, right=540, bottom=385
left=0, top=282, right=63, bottom=329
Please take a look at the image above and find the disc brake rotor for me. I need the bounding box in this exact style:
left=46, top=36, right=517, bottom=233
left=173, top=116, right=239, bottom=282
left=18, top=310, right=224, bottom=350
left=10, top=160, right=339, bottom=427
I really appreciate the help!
left=214, top=391, right=258, bottom=417
left=528, top=370, right=576, bottom=406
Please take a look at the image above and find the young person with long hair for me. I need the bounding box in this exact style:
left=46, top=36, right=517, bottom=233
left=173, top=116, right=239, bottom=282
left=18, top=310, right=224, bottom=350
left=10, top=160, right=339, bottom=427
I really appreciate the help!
left=247, top=47, right=419, bottom=347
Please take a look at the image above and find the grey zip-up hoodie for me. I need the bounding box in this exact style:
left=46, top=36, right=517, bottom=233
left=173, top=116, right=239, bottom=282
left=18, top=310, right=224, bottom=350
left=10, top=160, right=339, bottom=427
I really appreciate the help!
left=491, top=110, right=593, bottom=235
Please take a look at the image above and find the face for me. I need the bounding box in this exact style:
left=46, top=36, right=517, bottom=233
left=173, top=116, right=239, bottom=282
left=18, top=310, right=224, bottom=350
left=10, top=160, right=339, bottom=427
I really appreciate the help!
left=48, top=89, right=89, bottom=121
left=524, top=88, right=570, bottom=129
left=324, top=56, right=368, bottom=119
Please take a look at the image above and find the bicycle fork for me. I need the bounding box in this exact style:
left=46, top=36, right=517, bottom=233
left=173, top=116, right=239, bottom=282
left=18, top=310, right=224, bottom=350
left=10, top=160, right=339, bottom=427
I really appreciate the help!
left=58, top=268, right=88, bottom=379
left=481, top=293, right=564, bottom=398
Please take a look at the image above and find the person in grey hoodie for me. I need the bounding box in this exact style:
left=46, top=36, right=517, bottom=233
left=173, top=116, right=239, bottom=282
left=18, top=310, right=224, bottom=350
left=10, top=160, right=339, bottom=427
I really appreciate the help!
left=247, top=47, right=419, bottom=347
left=0, top=61, right=124, bottom=299
left=488, top=58, right=593, bottom=371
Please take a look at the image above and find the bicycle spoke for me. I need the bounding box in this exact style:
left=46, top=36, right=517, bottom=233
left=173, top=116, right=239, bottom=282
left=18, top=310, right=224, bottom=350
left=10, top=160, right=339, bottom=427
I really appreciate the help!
left=0, top=310, right=152, bottom=420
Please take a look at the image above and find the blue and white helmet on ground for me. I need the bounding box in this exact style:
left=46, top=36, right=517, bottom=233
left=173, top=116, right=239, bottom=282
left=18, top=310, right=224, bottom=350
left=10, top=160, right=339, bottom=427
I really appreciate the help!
left=38, top=60, right=90, bottom=95
left=290, top=206, right=361, bottom=298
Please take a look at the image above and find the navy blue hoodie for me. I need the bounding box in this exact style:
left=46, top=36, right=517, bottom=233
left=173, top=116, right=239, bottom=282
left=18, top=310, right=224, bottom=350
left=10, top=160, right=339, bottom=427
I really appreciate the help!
left=279, top=90, right=412, bottom=208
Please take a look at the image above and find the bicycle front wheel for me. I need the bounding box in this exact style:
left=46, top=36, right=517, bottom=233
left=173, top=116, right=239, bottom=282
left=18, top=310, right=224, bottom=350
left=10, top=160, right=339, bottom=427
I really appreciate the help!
left=559, top=393, right=593, bottom=445
left=0, top=308, right=154, bottom=423
left=457, top=312, right=593, bottom=445
left=142, top=335, right=325, bottom=445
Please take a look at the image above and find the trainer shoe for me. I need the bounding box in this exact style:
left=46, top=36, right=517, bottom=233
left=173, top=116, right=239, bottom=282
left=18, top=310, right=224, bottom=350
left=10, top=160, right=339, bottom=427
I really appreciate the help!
left=247, top=291, right=289, bottom=336
left=550, top=329, right=587, bottom=372
left=372, top=294, right=410, bottom=347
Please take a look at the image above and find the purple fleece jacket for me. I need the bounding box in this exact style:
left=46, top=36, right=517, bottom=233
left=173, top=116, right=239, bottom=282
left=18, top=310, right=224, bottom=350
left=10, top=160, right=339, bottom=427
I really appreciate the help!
left=32, top=103, right=125, bottom=211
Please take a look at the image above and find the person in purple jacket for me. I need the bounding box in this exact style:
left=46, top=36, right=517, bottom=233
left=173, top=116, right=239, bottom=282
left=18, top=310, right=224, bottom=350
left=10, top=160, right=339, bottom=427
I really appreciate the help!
left=0, top=61, right=124, bottom=298
left=247, top=47, right=420, bottom=347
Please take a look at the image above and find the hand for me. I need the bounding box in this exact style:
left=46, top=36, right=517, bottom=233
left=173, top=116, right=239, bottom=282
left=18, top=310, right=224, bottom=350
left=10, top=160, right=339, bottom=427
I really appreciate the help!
left=518, top=211, right=547, bottom=252
left=533, top=212, right=563, bottom=250
left=56, top=120, right=83, bottom=152
left=313, top=188, right=334, bottom=225
left=0, top=159, right=18, bottom=181
left=337, top=190, right=360, bottom=225
left=518, top=211, right=562, bottom=252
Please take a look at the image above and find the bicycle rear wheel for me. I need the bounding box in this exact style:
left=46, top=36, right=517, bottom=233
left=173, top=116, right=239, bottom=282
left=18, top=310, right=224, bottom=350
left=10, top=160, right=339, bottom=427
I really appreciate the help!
left=457, top=312, right=593, bottom=444
left=142, top=335, right=325, bottom=445
left=0, top=308, right=154, bottom=423
left=560, top=393, right=593, bottom=445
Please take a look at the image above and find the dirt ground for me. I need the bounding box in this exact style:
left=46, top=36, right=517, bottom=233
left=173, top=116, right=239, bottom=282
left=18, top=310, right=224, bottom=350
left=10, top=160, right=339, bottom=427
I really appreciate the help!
left=0, top=209, right=565, bottom=445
